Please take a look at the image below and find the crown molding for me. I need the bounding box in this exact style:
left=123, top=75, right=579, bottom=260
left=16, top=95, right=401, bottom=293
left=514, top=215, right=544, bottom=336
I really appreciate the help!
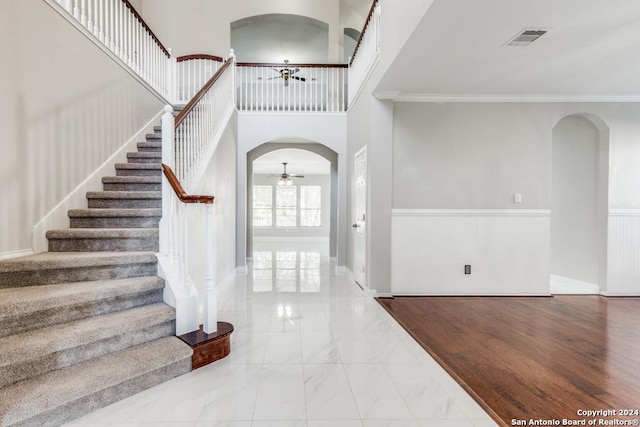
left=373, top=93, right=640, bottom=103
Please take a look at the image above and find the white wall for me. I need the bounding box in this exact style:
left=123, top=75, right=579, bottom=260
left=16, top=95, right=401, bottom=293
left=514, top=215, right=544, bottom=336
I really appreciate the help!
left=393, top=103, right=551, bottom=209
left=551, top=116, right=603, bottom=289
left=390, top=102, right=640, bottom=295
left=136, top=0, right=342, bottom=61
left=252, top=174, right=331, bottom=238
left=346, top=77, right=394, bottom=294
left=0, top=0, right=163, bottom=257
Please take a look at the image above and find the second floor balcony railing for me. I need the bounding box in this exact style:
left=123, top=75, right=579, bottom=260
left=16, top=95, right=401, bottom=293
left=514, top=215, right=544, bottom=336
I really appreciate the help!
left=236, top=63, right=348, bottom=113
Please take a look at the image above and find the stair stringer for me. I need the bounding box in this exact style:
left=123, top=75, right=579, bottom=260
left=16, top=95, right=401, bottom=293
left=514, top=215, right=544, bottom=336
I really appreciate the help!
left=32, top=110, right=164, bottom=254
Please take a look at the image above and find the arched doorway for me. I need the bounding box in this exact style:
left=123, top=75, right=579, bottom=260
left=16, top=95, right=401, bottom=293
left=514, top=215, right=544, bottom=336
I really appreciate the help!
left=246, top=142, right=339, bottom=261
left=551, top=114, right=609, bottom=294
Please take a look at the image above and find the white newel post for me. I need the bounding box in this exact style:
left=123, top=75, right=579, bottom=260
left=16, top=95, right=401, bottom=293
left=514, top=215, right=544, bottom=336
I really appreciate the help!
left=202, top=203, right=218, bottom=333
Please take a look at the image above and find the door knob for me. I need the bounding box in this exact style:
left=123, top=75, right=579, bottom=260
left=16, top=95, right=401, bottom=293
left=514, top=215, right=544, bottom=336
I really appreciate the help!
left=352, top=223, right=358, bottom=228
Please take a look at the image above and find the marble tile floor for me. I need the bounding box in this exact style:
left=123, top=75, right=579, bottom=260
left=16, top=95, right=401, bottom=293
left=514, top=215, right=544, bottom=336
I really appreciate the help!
left=65, top=239, right=498, bottom=427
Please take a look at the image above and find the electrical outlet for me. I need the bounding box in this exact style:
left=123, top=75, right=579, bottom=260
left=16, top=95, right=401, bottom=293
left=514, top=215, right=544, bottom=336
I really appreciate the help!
left=464, top=265, right=471, bottom=274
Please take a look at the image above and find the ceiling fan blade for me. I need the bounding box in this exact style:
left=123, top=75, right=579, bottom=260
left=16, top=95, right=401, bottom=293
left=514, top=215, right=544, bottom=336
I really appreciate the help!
left=291, top=76, right=306, bottom=82
left=267, top=76, right=282, bottom=80
left=289, top=174, right=305, bottom=178
left=290, top=68, right=301, bottom=74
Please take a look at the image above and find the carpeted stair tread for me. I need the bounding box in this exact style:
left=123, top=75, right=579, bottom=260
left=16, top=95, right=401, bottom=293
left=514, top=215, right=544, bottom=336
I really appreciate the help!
left=126, top=152, right=162, bottom=164
left=46, top=228, right=159, bottom=239
left=115, top=163, right=162, bottom=177
left=46, top=229, right=159, bottom=252
left=86, top=192, right=161, bottom=209
left=0, top=251, right=157, bottom=274
left=68, top=208, right=161, bottom=218
left=86, top=191, right=161, bottom=200
left=153, top=125, right=162, bottom=132
left=137, top=141, right=162, bottom=152
left=115, top=163, right=161, bottom=170
left=0, top=276, right=164, bottom=318
left=0, top=303, right=175, bottom=388
left=0, top=252, right=158, bottom=288
left=145, top=133, right=161, bottom=140
left=101, top=176, right=161, bottom=184
left=0, top=337, right=192, bottom=427
left=68, top=209, right=161, bottom=229
left=126, top=152, right=161, bottom=158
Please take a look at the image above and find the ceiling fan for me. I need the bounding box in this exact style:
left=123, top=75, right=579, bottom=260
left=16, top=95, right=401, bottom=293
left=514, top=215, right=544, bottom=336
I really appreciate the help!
left=270, top=162, right=305, bottom=185
left=268, top=60, right=306, bottom=87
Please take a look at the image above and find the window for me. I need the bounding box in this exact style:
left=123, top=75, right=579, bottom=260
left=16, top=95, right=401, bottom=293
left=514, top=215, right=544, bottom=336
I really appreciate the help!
left=300, top=185, right=322, bottom=227
left=253, top=185, right=273, bottom=227
left=276, top=186, right=297, bottom=227
left=252, top=184, right=323, bottom=229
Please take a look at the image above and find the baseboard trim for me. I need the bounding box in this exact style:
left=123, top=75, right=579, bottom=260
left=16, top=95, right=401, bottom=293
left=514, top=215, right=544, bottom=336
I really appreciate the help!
left=550, top=274, right=600, bottom=295
left=600, top=292, right=640, bottom=297
left=390, top=293, right=553, bottom=297
left=609, top=209, right=640, bottom=217
left=0, top=249, right=34, bottom=261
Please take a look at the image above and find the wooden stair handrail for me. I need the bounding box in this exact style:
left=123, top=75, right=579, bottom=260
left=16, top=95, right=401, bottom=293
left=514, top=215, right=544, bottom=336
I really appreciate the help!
left=349, top=0, right=378, bottom=66
left=174, top=57, right=234, bottom=128
left=237, top=62, right=348, bottom=68
left=177, top=54, right=224, bottom=63
left=162, top=164, right=214, bottom=204
left=122, top=0, right=170, bottom=58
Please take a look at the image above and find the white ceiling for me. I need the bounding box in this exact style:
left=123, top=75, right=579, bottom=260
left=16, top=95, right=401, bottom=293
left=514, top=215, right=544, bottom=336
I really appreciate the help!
left=253, top=148, right=330, bottom=175
left=375, top=0, right=640, bottom=100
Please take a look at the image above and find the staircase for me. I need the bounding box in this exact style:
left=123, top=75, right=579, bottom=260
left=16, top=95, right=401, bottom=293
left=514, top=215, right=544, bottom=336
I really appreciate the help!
left=0, top=127, right=193, bottom=427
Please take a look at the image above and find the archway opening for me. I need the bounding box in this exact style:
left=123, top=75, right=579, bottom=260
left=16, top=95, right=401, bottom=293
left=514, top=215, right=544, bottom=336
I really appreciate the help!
left=247, top=142, right=339, bottom=263
left=551, top=114, right=609, bottom=294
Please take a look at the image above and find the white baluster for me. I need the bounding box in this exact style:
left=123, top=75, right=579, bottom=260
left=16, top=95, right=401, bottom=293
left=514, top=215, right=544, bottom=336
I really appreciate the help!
left=73, top=0, right=80, bottom=19
left=167, top=48, right=175, bottom=103
left=62, top=0, right=72, bottom=13
left=86, top=0, right=93, bottom=33
left=105, top=0, right=111, bottom=48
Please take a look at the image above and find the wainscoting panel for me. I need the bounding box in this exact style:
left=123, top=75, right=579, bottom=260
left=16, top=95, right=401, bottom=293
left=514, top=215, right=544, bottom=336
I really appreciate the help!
left=391, top=209, right=551, bottom=295
left=606, top=210, right=640, bottom=295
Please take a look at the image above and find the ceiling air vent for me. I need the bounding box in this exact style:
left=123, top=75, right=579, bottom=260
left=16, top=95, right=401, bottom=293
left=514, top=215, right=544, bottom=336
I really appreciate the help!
left=505, top=29, right=547, bottom=47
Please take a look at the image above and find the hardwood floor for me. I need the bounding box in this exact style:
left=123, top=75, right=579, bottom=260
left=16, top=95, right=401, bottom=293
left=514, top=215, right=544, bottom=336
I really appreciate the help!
left=377, top=296, right=640, bottom=427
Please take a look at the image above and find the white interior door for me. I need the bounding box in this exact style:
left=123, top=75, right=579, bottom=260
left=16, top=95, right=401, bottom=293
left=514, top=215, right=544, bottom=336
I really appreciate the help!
left=353, top=147, right=367, bottom=287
